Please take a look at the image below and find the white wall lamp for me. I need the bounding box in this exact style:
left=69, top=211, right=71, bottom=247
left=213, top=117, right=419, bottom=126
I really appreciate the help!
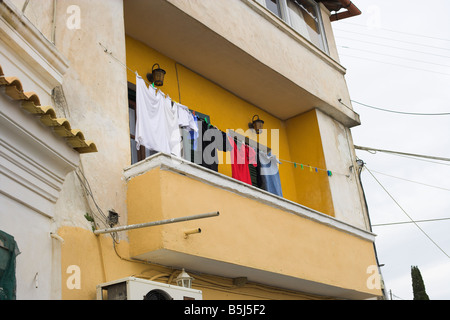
left=175, top=269, right=194, bottom=288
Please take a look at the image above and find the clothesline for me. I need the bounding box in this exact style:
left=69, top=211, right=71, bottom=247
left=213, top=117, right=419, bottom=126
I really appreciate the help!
left=276, top=158, right=351, bottom=178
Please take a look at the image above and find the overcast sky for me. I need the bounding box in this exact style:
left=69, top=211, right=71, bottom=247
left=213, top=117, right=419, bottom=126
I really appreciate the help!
left=333, top=0, right=450, bottom=300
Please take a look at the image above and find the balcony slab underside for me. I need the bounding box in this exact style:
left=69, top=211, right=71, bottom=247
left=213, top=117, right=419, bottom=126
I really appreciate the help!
left=124, top=153, right=380, bottom=300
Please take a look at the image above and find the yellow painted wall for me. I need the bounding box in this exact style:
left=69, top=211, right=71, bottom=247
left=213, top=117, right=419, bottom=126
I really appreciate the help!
left=125, top=35, right=334, bottom=215
left=125, top=166, right=381, bottom=298
left=286, top=110, right=335, bottom=216
left=59, top=226, right=332, bottom=300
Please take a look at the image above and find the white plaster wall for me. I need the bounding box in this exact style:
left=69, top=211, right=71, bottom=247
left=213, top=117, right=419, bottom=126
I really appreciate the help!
left=0, top=86, right=79, bottom=300
left=0, top=0, right=88, bottom=300
left=10, top=0, right=55, bottom=41
left=49, top=0, right=129, bottom=230
left=316, top=109, right=370, bottom=230
left=0, top=196, right=55, bottom=299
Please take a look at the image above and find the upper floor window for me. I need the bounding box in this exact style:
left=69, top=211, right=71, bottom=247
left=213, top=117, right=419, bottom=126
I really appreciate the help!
left=264, top=0, right=282, bottom=18
left=256, top=0, right=329, bottom=53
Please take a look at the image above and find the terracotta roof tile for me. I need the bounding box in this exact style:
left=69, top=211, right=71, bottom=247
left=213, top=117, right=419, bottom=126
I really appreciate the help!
left=0, top=63, right=97, bottom=154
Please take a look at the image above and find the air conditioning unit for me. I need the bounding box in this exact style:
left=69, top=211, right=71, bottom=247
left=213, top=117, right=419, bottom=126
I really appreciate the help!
left=96, top=277, right=203, bottom=300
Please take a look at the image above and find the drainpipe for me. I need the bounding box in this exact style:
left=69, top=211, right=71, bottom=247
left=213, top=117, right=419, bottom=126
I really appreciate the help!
left=330, top=0, right=361, bottom=22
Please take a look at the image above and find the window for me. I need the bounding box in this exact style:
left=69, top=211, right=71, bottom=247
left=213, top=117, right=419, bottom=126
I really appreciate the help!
left=264, top=0, right=282, bottom=18
left=256, top=0, right=328, bottom=53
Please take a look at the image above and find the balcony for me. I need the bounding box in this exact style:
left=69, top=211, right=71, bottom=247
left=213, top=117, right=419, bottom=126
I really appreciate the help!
left=124, top=0, right=360, bottom=127
left=123, top=153, right=381, bottom=299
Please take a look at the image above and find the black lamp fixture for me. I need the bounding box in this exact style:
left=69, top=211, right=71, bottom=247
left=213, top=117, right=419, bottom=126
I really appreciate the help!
left=249, top=115, right=265, bottom=134
left=146, top=63, right=166, bottom=87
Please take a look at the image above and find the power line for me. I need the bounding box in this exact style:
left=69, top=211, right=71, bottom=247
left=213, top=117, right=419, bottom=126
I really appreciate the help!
left=339, top=22, right=450, bottom=43
left=368, top=169, right=450, bottom=192
left=351, top=100, right=450, bottom=116
left=340, top=54, right=450, bottom=76
left=373, top=217, right=450, bottom=227
left=334, top=28, right=450, bottom=52
left=336, top=36, right=450, bottom=59
left=338, top=45, right=450, bottom=68
left=387, top=153, right=450, bottom=167
left=354, top=145, right=450, bottom=162
left=365, top=167, right=450, bottom=260
left=390, top=291, right=406, bottom=300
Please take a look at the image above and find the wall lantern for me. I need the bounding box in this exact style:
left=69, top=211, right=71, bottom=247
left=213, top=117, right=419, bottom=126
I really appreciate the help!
left=249, top=115, right=265, bottom=134
left=175, top=269, right=194, bottom=288
left=146, top=63, right=166, bottom=87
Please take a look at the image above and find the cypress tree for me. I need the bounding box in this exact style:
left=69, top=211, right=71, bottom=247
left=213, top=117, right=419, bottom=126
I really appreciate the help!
left=411, top=265, right=430, bottom=300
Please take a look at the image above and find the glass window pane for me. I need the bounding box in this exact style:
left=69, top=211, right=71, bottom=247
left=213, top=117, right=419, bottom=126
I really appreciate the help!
left=129, top=107, right=136, bottom=136
left=287, top=0, right=324, bottom=50
left=130, top=138, right=138, bottom=164
left=265, top=0, right=281, bottom=18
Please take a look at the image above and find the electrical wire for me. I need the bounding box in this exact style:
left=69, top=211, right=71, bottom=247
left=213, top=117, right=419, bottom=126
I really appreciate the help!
left=351, top=100, right=450, bottom=116
left=338, top=45, right=450, bottom=68
left=75, top=169, right=108, bottom=223
left=334, top=28, right=450, bottom=51
left=365, top=166, right=450, bottom=260
left=340, top=53, right=450, bottom=76
left=386, top=153, right=450, bottom=167
left=338, top=22, right=450, bottom=43
left=368, top=169, right=450, bottom=192
left=391, top=292, right=406, bottom=300
left=354, top=145, right=450, bottom=163
left=372, top=217, right=450, bottom=227
left=336, top=36, right=450, bottom=59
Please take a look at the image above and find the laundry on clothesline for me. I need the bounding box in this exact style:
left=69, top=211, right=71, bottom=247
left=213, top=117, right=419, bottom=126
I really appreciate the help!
left=135, top=73, right=199, bottom=159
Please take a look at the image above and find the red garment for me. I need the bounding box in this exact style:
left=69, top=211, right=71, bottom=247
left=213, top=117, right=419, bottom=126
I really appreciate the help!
left=228, top=136, right=257, bottom=185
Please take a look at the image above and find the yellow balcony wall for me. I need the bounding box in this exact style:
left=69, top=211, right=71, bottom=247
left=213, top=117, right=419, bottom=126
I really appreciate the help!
left=124, top=153, right=381, bottom=299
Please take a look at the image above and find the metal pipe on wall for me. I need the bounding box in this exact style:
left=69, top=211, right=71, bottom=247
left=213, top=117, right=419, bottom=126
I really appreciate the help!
left=93, top=211, right=220, bottom=235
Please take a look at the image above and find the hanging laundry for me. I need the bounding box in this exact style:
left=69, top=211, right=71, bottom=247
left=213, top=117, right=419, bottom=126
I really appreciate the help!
left=177, top=103, right=199, bottom=161
left=228, top=136, right=257, bottom=185
left=196, top=118, right=231, bottom=172
left=259, top=152, right=283, bottom=197
left=163, top=95, right=181, bottom=158
left=135, top=74, right=170, bottom=154
left=176, top=102, right=198, bottom=133
left=135, top=74, right=181, bottom=157
left=190, top=114, right=199, bottom=151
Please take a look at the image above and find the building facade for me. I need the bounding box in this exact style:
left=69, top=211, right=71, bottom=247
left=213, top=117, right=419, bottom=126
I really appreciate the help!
left=0, top=0, right=383, bottom=300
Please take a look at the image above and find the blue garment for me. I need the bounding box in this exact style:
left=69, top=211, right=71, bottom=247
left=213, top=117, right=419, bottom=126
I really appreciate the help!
left=259, top=152, right=283, bottom=197
left=189, top=115, right=199, bottom=150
